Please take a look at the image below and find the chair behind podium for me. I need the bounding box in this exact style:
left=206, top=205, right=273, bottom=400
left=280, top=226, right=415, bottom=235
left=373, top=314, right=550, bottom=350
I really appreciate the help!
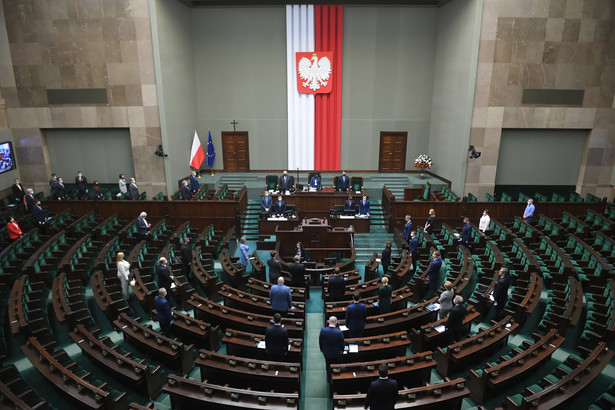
left=350, top=177, right=363, bottom=192
left=307, top=172, right=320, bottom=186
left=265, top=175, right=278, bottom=191
left=333, top=176, right=340, bottom=190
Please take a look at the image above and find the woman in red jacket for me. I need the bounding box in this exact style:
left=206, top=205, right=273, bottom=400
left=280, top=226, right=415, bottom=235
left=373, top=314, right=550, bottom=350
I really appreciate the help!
left=7, top=216, right=22, bottom=240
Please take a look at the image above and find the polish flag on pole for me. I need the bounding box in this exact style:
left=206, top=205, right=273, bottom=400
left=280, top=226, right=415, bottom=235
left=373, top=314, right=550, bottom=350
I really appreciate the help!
left=189, top=131, right=205, bottom=169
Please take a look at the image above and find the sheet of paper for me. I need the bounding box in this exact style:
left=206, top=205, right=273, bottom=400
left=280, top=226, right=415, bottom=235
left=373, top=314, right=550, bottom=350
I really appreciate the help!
left=435, top=325, right=446, bottom=333
left=339, top=325, right=348, bottom=331
left=257, top=341, right=266, bottom=349
left=348, top=344, right=359, bottom=353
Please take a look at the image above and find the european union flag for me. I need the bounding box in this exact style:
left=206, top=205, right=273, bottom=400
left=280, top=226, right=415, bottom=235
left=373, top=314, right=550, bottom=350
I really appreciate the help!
left=206, top=130, right=215, bottom=168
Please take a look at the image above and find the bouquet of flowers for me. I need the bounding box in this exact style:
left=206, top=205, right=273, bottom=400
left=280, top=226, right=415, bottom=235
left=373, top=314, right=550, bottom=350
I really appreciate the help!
left=414, top=154, right=432, bottom=171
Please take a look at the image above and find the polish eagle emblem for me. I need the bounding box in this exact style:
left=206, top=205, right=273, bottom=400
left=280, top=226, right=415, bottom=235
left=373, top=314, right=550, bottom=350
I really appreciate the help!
left=296, top=52, right=333, bottom=94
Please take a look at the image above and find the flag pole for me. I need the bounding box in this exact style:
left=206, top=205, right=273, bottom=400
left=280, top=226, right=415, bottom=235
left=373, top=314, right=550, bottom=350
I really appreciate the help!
left=208, top=129, right=215, bottom=176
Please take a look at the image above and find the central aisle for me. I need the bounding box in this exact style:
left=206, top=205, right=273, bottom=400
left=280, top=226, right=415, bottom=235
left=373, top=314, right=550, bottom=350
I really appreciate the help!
left=301, top=288, right=329, bottom=409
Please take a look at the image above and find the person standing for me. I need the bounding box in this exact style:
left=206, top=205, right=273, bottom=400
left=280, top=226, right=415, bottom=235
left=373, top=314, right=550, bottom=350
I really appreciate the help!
left=358, top=195, right=370, bottom=216
left=180, top=237, right=192, bottom=277
left=424, top=209, right=436, bottom=235
left=294, top=242, right=305, bottom=261
left=180, top=180, right=192, bottom=200
left=128, top=178, right=139, bottom=200
left=279, top=170, right=293, bottom=191
left=493, top=267, right=511, bottom=320
left=344, top=196, right=355, bottom=212
left=381, top=240, right=392, bottom=275
left=136, top=212, right=150, bottom=241
left=402, top=215, right=413, bottom=245
left=49, top=173, right=61, bottom=199
left=438, top=281, right=454, bottom=319
left=261, top=190, right=273, bottom=218
left=75, top=171, right=88, bottom=199
left=378, top=276, right=392, bottom=314
left=408, top=231, right=419, bottom=274
left=265, top=313, right=289, bottom=362
left=274, top=195, right=286, bottom=217
left=154, top=288, right=173, bottom=337
left=190, top=170, right=200, bottom=194
left=56, top=179, right=66, bottom=200
left=345, top=292, right=367, bottom=338
left=156, top=257, right=174, bottom=299
left=459, top=217, right=472, bottom=247
left=309, top=173, right=321, bottom=189
left=7, top=216, right=22, bottom=241
left=364, top=363, right=398, bottom=410
left=116, top=252, right=131, bottom=300
left=267, top=251, right=282, bottom=283
left=239, top=236, right=250, bottom=271
left=270, top=277, right=292, bottom=316
left=24, top=188, right=36, bottom=211
left=425, top=250, right=442, bottom=299
left=32, top=200, right=47, bottom=234
left=319, top=316, right=345, bottom=371
left=327, top=268, right=346, bottom=302
left=446, top=295, right=467, bottom=344
left=11, top=178, right=24, bottom=204
left=523, top=198, right=535, bottom=224
left=91, top=181, right=102, bottom=200
left=479, top=209, right=491, bottom=233
left=118, top=174, right=127, bottom=195
left=338, top=171, right=350, bottom=191
left=289, top=255, right=306, bottom=287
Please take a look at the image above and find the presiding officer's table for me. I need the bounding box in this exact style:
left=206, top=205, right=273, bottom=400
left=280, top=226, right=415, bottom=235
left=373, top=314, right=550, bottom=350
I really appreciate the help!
left=264, top=188, right=367, bottom=214
left=259, top=215, right=370, bottom=234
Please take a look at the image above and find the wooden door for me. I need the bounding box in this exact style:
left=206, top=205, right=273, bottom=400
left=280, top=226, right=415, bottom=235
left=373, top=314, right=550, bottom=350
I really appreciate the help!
left=378, top=132, right=407, bottom=172
left=221, top=131, right=250, bottom=171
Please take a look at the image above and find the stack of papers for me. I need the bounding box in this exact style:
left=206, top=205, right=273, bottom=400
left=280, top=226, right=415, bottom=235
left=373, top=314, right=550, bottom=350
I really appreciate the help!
left=339, top=325, right=348, bottom=331
left=426, top=303, right=441, bottom=311
left=434, top=325, right=446, bottom=333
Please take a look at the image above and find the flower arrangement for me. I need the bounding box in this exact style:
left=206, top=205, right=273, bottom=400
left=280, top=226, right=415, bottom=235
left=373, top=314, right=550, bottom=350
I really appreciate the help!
left=414, top=154, right=432, bottom=171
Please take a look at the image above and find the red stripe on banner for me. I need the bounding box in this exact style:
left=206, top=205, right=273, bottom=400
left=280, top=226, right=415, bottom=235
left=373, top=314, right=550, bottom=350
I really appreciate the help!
left=314, top=5, right=343, bottom=170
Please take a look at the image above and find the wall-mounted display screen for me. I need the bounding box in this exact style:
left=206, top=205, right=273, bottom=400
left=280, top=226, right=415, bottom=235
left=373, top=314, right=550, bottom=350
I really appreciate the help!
left=0, top=142, right=16, bottom=174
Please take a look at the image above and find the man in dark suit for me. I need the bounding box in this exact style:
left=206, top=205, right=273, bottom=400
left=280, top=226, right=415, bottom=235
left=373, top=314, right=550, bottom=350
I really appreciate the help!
left=364, top=363, right=398, bottom=410
left=32, top=200, right=47, bottom=234
left=267, top=251, right=282, bottom=283
left=56, top=178, right=67, bottom=199
left=279, top=170, right=293, bottom=191
left=154, top=288, right=173, bottom=337
left=358, top=195, right=370, bottom=216
left=270, top=277, right=292, bottom=316
left=493, top=267, right=511, bottom=320
left=75, top=171, right=88, bottom=199
left=446, top=295, right=467, bottom=344
left=190, top=170, right=199, bottom=194
left=261, top=190, right=273, bottom=218
left=265, top=313, right=289, bottom=361
left=344, top=196, right=355, bottom=212
left=180, top=180, right=192, bottom=200
left=328, top=268, right=346, bottom=302
left=345, top=292, right=367, bottom=338
left=425, top=250, right=442, bottom=299
left=180, top=237, right=192, bottom=276
left=136, top=212, right=150, bottom=241
left=408, top=231, right=419, bottom=274
left=289, top=255, right=306, bottom=287
left=274, top=195, right=286, bottom=217
left=459, top=217, right=472, bottom=247
left=24, top=188, right=36, bottom=211
left=49, top=173, right=61, bottom=199
left=11, top=178, right=24, bottom=204
left=156, top=257, right=174, bottom=299
left=338, top=171, right=350, bottom=191
left=128, top=178, right=139, bottom=200
left=319, top=316, right=344, bottom=371
left=402, top=215, right=413, bottom=245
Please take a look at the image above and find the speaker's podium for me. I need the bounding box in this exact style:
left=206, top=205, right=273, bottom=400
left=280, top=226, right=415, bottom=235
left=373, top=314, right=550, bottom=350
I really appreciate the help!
left=276, top=218, right=354, bottom=262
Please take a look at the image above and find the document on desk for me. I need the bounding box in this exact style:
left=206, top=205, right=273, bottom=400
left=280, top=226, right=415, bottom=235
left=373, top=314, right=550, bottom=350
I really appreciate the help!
left=339, top=325, right=348, bottom=331
left=435, top=325, right=446, bottom=333
left=348, top=344, right=359, bottom=353
left=257, top=341, right=266, bottom=349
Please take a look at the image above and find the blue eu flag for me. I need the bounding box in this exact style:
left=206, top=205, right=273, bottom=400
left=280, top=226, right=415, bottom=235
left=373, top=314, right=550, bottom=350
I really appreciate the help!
left=206, top=130, right=215, bottom=168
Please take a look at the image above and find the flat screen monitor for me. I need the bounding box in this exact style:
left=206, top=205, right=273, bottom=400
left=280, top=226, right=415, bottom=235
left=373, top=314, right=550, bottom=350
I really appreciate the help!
left=324, top=257, right=337, bottom=266
left=0, top=142, right=16, bottom=174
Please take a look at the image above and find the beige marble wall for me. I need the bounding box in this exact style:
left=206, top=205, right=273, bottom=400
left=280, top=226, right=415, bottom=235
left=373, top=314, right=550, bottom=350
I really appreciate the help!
left=465, top=0, right=615, bottom=200
left=0, top=0, right=166, bottom=196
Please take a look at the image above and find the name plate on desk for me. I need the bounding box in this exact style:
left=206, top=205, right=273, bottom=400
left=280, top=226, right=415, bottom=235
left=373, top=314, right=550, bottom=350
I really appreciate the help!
left=268, top=217, right=288, bottom=221
left=339, top=215, right=356, bottom=219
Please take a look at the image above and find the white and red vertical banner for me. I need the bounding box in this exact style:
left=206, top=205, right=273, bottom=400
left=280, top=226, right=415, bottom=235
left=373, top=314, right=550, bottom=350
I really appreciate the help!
left=286, top=5, right=343, bottom=171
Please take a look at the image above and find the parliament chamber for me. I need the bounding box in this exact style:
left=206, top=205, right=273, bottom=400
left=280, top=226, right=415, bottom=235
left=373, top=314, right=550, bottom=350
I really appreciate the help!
left=0, top=0, right=614, bottom=409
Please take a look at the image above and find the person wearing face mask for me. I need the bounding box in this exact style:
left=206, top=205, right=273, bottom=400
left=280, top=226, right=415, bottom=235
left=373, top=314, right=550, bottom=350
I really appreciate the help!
left=523, top=198, right=535, bottom=224
left=261, top=189, right=273, bottom=218
left=49, top=173, right=61, bottom=199
left=129, top=178, right=139, bottom=200
left=118, top=174, right=127, bottom=194
left=75, top=171, right=88, bottom=199
left=338, top=171, right=350, bottom=192
left=57, top=178, right=67, bottom=200
left=279, top=170, right=293, bottom=191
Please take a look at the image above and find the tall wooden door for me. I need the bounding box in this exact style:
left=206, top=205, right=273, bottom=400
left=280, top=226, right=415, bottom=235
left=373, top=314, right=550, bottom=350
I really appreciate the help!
left=221, top=131, right=250, bottom=172
left=378, top=132, right=407, bottom=172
